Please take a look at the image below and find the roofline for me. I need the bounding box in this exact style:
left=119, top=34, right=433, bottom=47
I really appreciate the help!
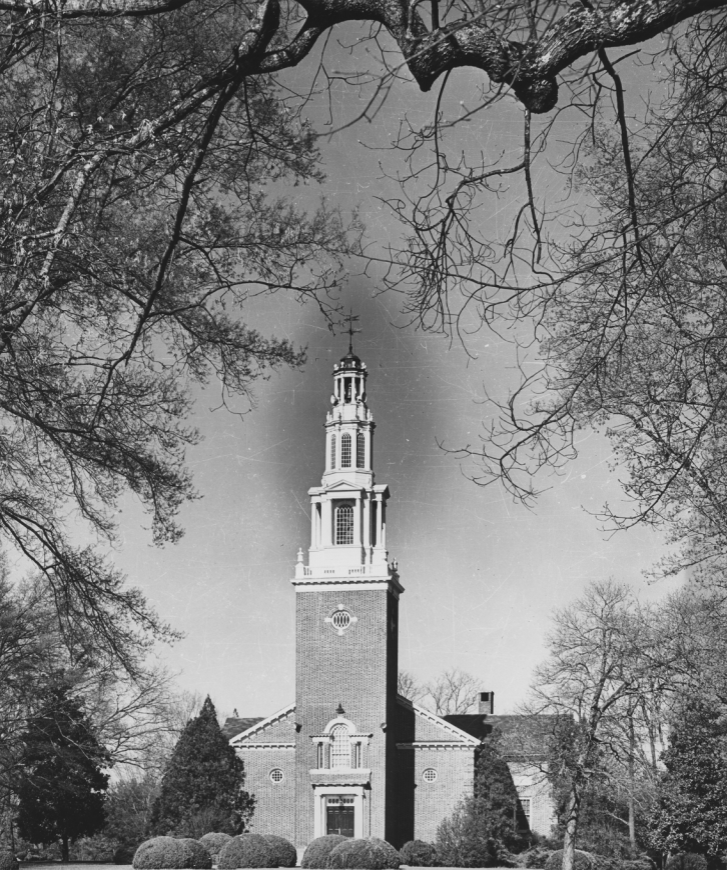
left=229, top=703, right=296, bottom=744
left=396, top=695, right=481, bottom=746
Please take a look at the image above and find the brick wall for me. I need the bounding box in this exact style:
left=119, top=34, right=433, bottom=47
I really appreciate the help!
left=411, top=747, right=475, bottom=843
left=294, top=585, right=399, bottom=849
left=237, top=747, right=296, bottom=842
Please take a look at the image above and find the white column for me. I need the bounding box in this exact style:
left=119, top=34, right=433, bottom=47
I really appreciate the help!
left=362, top=494, right=371, bottom=552
left=310, top=498, right=317, bottom=548
left=323, top=498, right=333, bottom=547
left=353, top=496, right=362, bottom=546
left=380, top=498, right=386, bottom=549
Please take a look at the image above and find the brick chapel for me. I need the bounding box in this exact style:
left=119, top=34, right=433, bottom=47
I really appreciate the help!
left=223, top=347, right=555, bottom=851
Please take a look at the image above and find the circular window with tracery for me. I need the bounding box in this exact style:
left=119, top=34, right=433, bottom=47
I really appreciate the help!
left=422, top=768, right=438, bottom=783
left=326, top=606, right=358, bottom=635
left=270, top=768, right=284, bottom=783
left=332, top=610, right=352, bottom=630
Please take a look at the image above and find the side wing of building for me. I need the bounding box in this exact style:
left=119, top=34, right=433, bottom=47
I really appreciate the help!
left=228, top=705, right=297, bottom=843
left=393, top=696, right=480, bottom=844
left=444, top=713, right=558, bottom=838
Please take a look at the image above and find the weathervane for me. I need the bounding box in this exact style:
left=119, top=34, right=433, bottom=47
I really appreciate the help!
left=346, top=311, right=361, bottom=354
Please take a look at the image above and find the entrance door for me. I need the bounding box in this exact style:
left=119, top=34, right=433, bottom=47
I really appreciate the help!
left=326, top=796, right=355, bottom=837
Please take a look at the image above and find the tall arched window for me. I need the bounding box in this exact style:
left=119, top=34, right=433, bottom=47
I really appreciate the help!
left=329, top=724, right=351, bottom=768
left=341, top=433, right=352, bottom=468
left=335, top=504, right=354, bottom=545
left=329, top=434, right=336, bottom=470
left=356, top=432, right=365, bottom=468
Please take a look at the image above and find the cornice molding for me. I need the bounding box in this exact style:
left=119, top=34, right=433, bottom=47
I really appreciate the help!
left=396, top=742, right=477, bottom=751
left=235, top=743, right=295, bottom=750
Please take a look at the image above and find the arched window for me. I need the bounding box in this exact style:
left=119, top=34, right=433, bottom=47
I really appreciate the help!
left=329, top=724, right=351, bottom=768
left=341, top=433, right=352, bottom=468
left=335, top=504, right=354, bottom=545
left=356, top=432, right=366, bottom=468
left=330, top=434, right=336, bottom=470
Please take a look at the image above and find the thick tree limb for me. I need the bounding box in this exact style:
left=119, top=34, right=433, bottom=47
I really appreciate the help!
left=1, top=0, right=725, bottom=112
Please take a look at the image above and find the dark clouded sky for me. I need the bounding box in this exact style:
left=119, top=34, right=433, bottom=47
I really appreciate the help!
left=114, top=28, right=681, bottom=720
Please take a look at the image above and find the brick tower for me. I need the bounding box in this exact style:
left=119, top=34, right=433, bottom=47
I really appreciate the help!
left=292, top=346, right=403, bottom=848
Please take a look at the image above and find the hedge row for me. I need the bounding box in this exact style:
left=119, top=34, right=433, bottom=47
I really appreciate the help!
left=133, top=833, right=297, bottom=869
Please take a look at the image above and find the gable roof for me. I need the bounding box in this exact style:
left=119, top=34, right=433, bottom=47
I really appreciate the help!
left=443, top=714, right=556, bottom=759
left=221, top=717, right=264, bottom=739
left=227, top=703, right=296, bottom=745
left=396, top=695, right=480, bottom=746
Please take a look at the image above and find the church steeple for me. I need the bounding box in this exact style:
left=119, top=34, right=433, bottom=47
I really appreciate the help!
left=293, top=340, right=398, bottom=585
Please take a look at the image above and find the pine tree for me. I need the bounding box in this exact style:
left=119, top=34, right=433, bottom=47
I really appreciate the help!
left=649, top=699, right=727, bottom=861
left=149, top=696, right=254, bottom=837
left=16, top=685, right=111, bottom=861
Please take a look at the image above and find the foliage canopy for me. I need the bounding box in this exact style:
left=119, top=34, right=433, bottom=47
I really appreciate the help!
left=15, top=684, right=111, bottom=861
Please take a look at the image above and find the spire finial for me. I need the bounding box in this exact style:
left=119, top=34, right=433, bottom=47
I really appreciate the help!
left=346, top=311, right=360, bottom=355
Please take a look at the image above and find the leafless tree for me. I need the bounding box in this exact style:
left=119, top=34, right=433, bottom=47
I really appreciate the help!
left=529, top=581, right=668, bottom=870
left=2, top=0, right=727, bottom=659
left=399, top=668, right=480, bottom=714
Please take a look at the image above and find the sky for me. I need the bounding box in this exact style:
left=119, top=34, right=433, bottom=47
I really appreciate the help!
left=112, top=28, right=684, bottom=722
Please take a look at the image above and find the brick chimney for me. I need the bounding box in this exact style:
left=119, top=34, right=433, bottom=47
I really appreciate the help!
left=478, top=692, right=494, bottom=714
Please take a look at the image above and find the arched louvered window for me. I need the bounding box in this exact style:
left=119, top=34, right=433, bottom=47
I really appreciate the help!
left=356, top=432, right=366, bottom=468
left=329, top=724, right=351, bottom=768
left=330, top=434, right=336, bottom=470
left=341, top=433, right=352, bottom=468
left=335, top=504, right=354, bottom=545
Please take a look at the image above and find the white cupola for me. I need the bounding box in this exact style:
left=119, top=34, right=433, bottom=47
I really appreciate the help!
left=293, top=337, right=397, bottom=587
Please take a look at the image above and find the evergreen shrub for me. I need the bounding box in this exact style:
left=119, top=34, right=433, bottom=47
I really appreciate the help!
left=301, top=835, right=347, bottom=869
left=180, top=839, right=213, bottom=869
left=327, top=838, right=391, bottom=870
left=521, top=847, right=554, bottom=869
left=399, top=840, right=438, bottom=867
left=544, top=850, right=594, bottom=870
left=134, top=837, right=188, bottom=869
left=665, top=856, right=707, bottom=870
left=368, top=838, right=402, bottom=869
left=0, top=851, right=18, bottom=870
left=200, top=834, right=234, bottom=860
left=218, top=834, right=275, bottom=868
left=263, top=835, right=297, bottom=868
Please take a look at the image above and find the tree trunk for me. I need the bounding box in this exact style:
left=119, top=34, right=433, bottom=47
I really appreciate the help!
left=61, top=835, right=69, bottom=863
left=562, top=785, right=581, bottom=870
left=628, top=713, right=636, bottom=854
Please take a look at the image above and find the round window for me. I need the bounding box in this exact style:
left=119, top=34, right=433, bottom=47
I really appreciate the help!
left=422, top=768, right=437, bottom=783
left=270, top=768, right=284, bottom=783
left=331, top=610, right=352, bottom=630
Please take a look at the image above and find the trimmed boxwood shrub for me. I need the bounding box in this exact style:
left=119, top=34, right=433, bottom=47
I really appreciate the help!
left=368, top=839, right=402, bottom=869
left=400, top=841, right=438, bottom=868
left=180, top=839, right=213, bottom=869
left=0, top=851, right=18, bottom=870
left=544, top=850, right=594, bottom=870
left=134, top=837, right=188, bottom=869
left=200, top=834, right=234, bottom=861
left=328, top=838, right=391, bottom=870
left=218, top=834, right=276, bottom=869
left=666, top=857, right=707, bottom=870
left=301, top=835, right=347, bottom=869
left=263, top=836, right=297, bottom=868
